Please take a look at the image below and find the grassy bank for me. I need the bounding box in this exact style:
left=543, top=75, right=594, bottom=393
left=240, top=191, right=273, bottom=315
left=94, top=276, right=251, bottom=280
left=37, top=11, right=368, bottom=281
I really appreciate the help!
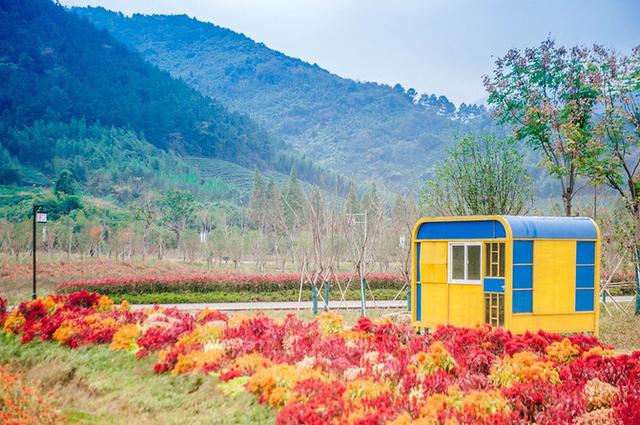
left=0, top=333, right=273, bottom=425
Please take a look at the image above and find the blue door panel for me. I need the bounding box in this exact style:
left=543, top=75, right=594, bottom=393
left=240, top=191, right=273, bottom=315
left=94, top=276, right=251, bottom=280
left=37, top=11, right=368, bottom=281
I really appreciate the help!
left=576, top=266, right=595, bottom=288
left=484, top=277, right=505, bottom=293
left=576, top=289, right=594, bottom=311
left=576, top=241, right=596, bottom=265
left=513, top=290, right=533, bottom=313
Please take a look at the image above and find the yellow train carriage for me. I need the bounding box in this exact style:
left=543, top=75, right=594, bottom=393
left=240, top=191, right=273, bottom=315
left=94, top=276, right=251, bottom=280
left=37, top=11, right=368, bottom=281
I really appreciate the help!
left=411, top=216, right=600, bottom=335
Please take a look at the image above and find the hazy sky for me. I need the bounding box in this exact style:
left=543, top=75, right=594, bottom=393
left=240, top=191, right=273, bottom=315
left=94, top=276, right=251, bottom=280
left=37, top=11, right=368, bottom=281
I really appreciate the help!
left=61, top=0, right=640, bottom=104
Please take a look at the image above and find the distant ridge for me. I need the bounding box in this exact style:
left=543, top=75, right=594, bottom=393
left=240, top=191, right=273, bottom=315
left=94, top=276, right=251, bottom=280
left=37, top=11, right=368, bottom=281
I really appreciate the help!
left=74, top=7, right=499, bottom=191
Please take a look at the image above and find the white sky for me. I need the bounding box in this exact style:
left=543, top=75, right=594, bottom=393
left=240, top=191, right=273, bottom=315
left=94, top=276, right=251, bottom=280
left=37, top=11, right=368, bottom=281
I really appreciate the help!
left=60, top=0, right=640, bottom=104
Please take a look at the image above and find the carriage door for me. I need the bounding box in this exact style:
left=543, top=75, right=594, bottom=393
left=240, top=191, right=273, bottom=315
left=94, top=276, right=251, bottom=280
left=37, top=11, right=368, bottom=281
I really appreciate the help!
left=484, top=242, right=505, bottom=327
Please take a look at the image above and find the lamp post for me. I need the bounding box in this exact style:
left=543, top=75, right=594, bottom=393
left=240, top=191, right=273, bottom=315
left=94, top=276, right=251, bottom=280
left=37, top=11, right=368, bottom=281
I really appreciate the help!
left=32, top=205, right=47, bottom=300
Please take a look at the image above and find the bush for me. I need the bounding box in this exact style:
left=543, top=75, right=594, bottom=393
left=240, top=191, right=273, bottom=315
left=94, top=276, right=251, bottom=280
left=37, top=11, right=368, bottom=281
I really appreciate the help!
left=55, top=273, right=405, bottom=295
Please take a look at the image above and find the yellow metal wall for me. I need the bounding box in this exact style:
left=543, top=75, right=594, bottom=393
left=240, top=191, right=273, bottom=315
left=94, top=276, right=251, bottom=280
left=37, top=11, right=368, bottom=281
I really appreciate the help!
left=508, top=239, right=597, bottom=335
left=418, top=241, right=483, bottom=327
left=447, top=284, right=484, bottom=327
left=420, top=241, right=447, bottom=283
left=532, top=240, right=576, bottom=314
left=419, top=242, right=447, bottom=326
left=510, top=313, right=595, bottom=334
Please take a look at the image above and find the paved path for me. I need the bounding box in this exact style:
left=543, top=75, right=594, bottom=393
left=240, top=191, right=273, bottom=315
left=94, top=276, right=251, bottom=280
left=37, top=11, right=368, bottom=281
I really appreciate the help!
left=131, top=299, right=407, bottom=311
left=130, top=296, right=636, bottom=312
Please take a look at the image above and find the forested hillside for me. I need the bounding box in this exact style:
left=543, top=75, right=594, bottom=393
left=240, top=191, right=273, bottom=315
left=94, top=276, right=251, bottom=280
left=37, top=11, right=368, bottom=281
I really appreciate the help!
left=0, top=0, right=344, bottom=194
left=74, top=7, right=499, bottom=189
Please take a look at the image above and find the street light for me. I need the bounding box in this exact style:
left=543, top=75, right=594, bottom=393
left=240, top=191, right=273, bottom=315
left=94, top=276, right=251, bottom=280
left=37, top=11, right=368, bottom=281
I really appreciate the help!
left=32, top=205, right=47, bottom=300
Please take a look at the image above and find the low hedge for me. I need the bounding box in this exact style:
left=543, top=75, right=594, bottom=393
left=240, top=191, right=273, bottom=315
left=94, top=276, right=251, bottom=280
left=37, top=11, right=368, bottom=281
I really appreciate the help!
left=109, top=288, right=408, bottom=304
left=55, top=272, right=406, bottom=295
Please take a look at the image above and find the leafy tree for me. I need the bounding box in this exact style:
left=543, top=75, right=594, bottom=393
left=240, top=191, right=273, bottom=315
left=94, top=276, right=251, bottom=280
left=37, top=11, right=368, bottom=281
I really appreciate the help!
left=420, top=134, right=532, bottom=215
left=587, top=46, right=640, bottom=228
left=586, top=46, right=640, bottom=313
left=483, top=39, right=599, bottom=216
left=248, top=171, right=267, bottom=229
left=54, top=169, right=77, bottom=196
left=0, top=145, right=22, bottom=184
left=282, top=169, right=306, bottom=226
left=161, top=190, right=195, bottom=247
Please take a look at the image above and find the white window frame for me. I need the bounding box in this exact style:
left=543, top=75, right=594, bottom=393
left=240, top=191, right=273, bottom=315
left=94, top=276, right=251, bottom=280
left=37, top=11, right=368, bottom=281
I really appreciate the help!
left=448, top=242, right=482, bottom=284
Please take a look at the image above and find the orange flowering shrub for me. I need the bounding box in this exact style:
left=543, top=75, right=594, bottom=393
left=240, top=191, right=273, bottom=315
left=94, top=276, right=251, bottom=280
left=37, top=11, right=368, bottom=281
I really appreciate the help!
left=3, top=310, right=25, bottom=334
left=546, top=338, right=580, bottom=363
left=247, top=363, right=325, bottom=408
left=109, top=324, right=141, bottom=351
left=418, top=386, right=511, bottom=423
left=0, top=365, right=67, bottom=424
left=582, top=346, right=615, bottom=359
left=489, top=351, right=560, bottom=387
left=172, top=348, right=224, bottom=375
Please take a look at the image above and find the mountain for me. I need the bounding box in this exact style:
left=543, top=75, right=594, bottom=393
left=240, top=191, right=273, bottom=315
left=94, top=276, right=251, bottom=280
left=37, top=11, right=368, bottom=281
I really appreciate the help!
left=73, top=7, right=498, bottom=191
left=0, top=0, right=344, bottom=198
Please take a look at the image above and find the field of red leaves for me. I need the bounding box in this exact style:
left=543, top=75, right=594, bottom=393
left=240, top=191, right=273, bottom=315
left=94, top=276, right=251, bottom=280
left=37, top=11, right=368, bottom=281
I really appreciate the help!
left=2, top=292, right=640, bottom=424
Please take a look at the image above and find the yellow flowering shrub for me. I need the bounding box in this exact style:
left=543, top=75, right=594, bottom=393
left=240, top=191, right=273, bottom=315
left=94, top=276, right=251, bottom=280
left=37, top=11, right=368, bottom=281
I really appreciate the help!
left=42, top=296, right=59, bottom=313
left=228, top=314, right=253, bottom=327
left=545, top=338, right=580, bottom=363
left=341, top=330, right=373, bottom=342
left=97, top=295, right=114, bottom=312
left=387, top=412, right=449, bottom=425
left=343, top=379, right=390, bottom=405
left=408, top=341, right=457, bottom=376
left=52, top=320, right=76, bottom=344
left=418, top=386, right=510, bottom=422
left=489, top=351, right=560, bottom=387
left=247, top=363, right=324, bottom=408
left=176, top=323, right=224, bottom=347
left=2, top=310, right=25, bottom=334
left=228, top=352, right=272, bottom=375
left=109, top=323, right=141, bottom=351
left=582, top=346, right=615, bottom=359
left=316, top=311, right=344, bottom=337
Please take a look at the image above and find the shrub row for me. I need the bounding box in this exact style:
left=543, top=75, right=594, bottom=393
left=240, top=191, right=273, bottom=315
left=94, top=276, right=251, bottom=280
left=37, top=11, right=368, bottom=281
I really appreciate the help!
left=55, top=272, right=406, bottom=295
left=109, top=288, right=406, bottom=305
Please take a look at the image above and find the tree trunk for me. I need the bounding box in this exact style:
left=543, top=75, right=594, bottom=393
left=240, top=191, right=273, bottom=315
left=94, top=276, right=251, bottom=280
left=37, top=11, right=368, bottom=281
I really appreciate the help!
left=563, top=192, right=572, bottom=217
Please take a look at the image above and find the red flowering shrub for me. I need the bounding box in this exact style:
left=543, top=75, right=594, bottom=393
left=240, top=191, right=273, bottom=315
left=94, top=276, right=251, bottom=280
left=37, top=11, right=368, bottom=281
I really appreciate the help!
left=55, top=272, right=405, bottom=294
left=2, top=291, right=639, bottom=424
left=0, top=297, right=7, bottom=324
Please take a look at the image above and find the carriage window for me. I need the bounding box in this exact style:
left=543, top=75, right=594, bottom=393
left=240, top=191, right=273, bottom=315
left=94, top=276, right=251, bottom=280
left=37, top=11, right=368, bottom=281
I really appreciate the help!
left=449, top=243, right=482, bottom=283
left=485, top=242, right=505, bottom=277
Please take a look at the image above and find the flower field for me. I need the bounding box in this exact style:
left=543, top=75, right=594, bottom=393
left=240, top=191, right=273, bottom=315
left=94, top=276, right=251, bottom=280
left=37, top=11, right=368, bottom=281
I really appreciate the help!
left=2, top=292, right=640, bottom=424
left=55, top=272, right=405, bottom=295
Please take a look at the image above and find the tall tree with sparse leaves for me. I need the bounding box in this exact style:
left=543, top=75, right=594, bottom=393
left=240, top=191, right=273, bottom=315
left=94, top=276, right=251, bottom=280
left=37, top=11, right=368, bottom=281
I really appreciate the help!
left=483, top=39, right=599, bottom=216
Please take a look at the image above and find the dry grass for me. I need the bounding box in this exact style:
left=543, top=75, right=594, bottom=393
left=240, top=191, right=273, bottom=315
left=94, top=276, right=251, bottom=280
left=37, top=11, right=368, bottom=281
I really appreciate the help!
left=0, top=333, right=273, bottom=425
left=599, top=302, right=640, bottom=353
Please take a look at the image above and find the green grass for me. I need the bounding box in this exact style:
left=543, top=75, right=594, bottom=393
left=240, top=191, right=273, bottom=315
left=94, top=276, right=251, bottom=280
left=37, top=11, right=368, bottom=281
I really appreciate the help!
left=110, top=288, right=407, bottom=304
left=0, top=333, right=274, bottom=425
